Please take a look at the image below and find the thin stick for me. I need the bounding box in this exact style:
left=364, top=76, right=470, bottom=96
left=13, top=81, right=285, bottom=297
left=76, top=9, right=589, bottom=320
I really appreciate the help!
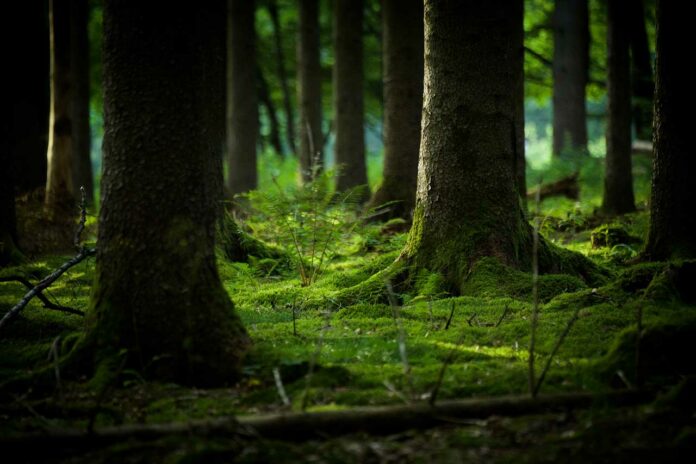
left=495, top=305, right=510, bottom=327
left=445, top=301, right=456, bottom=330
left=0, top=276, right=83, bottom=316
left=529, top=178, right=542, bottom=398
left=467, top=312, right=477, bottom=327
left=273, top=367, right=291, bottom=407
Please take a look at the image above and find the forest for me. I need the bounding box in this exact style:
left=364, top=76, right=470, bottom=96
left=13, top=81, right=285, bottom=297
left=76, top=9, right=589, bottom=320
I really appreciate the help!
left=1, top=0, right=694, bottom=462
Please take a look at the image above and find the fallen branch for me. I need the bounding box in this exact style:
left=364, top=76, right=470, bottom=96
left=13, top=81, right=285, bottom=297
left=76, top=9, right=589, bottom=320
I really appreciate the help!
left=0, top=390, right=655, bottom=450
left=0, top=276, right=83, bottom=316
left=526, top=173, right=579, bottom=202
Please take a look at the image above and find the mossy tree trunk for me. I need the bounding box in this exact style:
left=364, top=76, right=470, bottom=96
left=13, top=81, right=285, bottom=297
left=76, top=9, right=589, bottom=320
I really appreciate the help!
left=629, top=0, right=654, bottom=142
left=602, top=0, right=635, bottom=215
left=85, top=0, right=250, bottom=386
left=367, top=0, right=423, bottom=221
left=333, top=0, right=368, bottom=195
left=45, top=0, right=76, bottom=216
left=227, top=0, right=258, bottom=197
left=13, top=1, right=49, bottom=195
left=552, top=0, right=589, bottom=157
left=644, top=0, right=696, bottom=260
left=297, top=0, right=323, bottom=182
left=70, top=0, right=93, bottom=206
left=403, top=0, right=532, bottom=293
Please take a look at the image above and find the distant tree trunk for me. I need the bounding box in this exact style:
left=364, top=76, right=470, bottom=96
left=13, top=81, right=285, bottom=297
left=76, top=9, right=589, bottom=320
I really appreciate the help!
left=13, top=2, right=50, bottom=195
left=297, top=0, right=323, bottom=182
left=644, top=1, right=695, bottom=260
left=552, top=0, right=589, bottom=157
left=333, top=0, right=368, bottom=195
left=70, top=0, right=93, bottom=206
left=82, top=0, right=250, bottom=385
left=257, top=65, right=284, bottom=156
left=45, top=0, right=76, bottom=215
left=602, top=0, right=635, bottom=215
left=267, top=0, right=296, bottom=155
left=629, top=0, right=654, bottom=141
left=405, top=0, right=532, bottom=291
left=366, top=0, right=422, bottom=220
left=227, top=0, right=258, bottom=197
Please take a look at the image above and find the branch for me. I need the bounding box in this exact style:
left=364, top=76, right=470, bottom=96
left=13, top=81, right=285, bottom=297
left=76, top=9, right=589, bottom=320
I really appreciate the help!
left=524, top=46, right=553, bottom=68
left=0, top=276, right=83, bottom=316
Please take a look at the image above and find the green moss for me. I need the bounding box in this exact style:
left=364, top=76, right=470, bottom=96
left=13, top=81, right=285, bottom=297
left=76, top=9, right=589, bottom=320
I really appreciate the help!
left=590, top=224, right=641, bottom=249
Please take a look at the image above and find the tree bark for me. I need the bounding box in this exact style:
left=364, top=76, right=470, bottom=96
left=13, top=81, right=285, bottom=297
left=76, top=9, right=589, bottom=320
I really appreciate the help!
left=629, top=0, right=654, bottom=142
left=514, top=1, right=527, bottom=205
left=602, top=0, right=635, bottom=215
left=644, top=0, right=696, bottom=260
left=267, top=0, right=296, bottom=155
left=404, top=0, right=533, bottom=292
left=297, top=0, right=323, bottom=182
left=12, top=1, right=50, bottom=195
left=227, top=0, right=258, bottom=196
left=45, top=0, right=76, bottom=215
left=70, top=0, right=93, bottom=206
left=333, top=0, right=368, bottom=195
left=367, top=0, right=423, bottom=221
left=257, top=65, right=284, bottom=156
left=83, top=0, right=250, bottom=386
left=552, top=0, right=589, bottom=157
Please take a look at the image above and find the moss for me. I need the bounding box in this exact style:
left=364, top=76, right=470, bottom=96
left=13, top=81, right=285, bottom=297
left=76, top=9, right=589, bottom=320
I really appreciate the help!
left=590, top=224, right=641, bottom=249
left=644, top=260, right=696, bottom=303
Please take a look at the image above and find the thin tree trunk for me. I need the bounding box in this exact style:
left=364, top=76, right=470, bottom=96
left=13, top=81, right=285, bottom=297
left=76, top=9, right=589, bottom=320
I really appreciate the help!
left=644, top=0, right=695, bottom=259
left=81, top=0, right=250, bottom=386
left=267, top=0, right=296, bottom=155
left=603, top=0, right=635, bottom=215
left=629, top=0, right=654, bottom=142
left=257, top=65, right=284, bottom=157
left=70, top=0, right=93, bottom=206
left=552, top=0, right=589, bottom=157
left=297, top=0, right=323, bottom=182
left=45, top=0, right=76, bottom=215
left=227, top=0, right=258, bottom=196
left=367, top=0, right=423, bottom=221
left=333, top=0, right=368, bottom=195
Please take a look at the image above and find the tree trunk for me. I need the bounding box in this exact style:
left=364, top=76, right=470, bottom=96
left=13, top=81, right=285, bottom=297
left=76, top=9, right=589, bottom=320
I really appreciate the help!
left=367, top=0, right=423, bottom=221
left=257, top=65, right=284, bottom=157
left=404, top=0, right=532, bottom=292
left=69, top=0, right=93, bottom=206
left=227, top=0, right=258, bottom=197
left=1, top=125, right=20, bottom=267
left=333, top=0, right=368, bottom=195
left=267, top=0, right=296, bottom=155
left=45, top=0, right=76, bottom=215
left=644, top=0, right=696, bottom=260
left=12, top=1, right=50, bottom=195
left=552, top=0, right=589, bottom=157
left=297, top=0, right=323, bottom=182
left=629, top=0, right=654, bottom=142
left=83, top=0, right=250, bottom=386
left=602, top=0, right=635, bottom=215
left=514, top=2, right=527, bottom=205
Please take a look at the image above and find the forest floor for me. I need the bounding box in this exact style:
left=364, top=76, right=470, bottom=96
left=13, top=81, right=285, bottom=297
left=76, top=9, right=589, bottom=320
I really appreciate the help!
left=1, top=155, right=695, bottom=463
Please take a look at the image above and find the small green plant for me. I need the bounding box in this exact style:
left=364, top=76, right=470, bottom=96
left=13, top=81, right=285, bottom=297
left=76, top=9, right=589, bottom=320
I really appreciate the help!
left=243, top=165, right=366, bottom=286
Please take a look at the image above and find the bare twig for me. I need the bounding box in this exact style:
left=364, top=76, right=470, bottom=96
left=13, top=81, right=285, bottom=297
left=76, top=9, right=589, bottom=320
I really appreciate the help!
left=495, top=305, right=510, bottom=327
left=273, top=367, right=291, bottom=407
left=467, top=312, right=478, bottom=327
left=445, top=301, right=456, bottom=330
left=0, top=276, right=83, bottom=316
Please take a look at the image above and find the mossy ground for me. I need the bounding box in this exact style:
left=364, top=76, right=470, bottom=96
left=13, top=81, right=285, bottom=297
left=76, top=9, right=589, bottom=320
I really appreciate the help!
left=1, top=153, right=695, bottom=462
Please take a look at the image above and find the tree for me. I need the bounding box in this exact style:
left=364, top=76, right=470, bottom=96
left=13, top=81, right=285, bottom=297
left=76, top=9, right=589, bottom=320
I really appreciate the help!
left=367, top=0, right=423, bottom=221
left=257, top=65, right=284, bottom=156
left=0, top=135, right=20, bottom=267
left=227, top=0, right=259, bottom=197
left=552, top=0, right=589, bottom=157
left=333, top=0, right=368, bottom=194
left=644, top=0, right=695, bottom=260
left=81, top=0, right=250, bottom=385
left=70, top=0, right=93, bottom=206
left=45, top=0, right=76, bottom=215
left=629, top=0, right=654, bottom=142
left=297, top=0, right=323, bottom=182
left=602, top=0, right=635, bottom=215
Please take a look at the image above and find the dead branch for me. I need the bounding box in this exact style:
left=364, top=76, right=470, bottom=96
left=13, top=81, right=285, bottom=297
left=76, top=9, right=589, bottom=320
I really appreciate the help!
left=0, top=276, right=83, bottom=316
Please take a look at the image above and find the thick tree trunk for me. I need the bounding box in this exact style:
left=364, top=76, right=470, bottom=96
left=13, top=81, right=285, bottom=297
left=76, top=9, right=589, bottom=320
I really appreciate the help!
left=629, top=0, right=654, bottom=142
left=602, top=0, right=635, bottom=215
left=12, top=2, right=50, bottom=195
left=552, top=0, right=589, bottom=157
left=267, top=0, right=296, bottom=155
left=297, top=0, right=323, bottom=182
left=404, top=0, right=532, bottom=292
left=514, top=3, right=527, bottom=205
left=367, top=0, right=423, bottom=221
left=257, top=65, right=284, bottom=156
left=333, top=0, right=368, bottom=194
left=70, top=0, right=93, bottom=206
left=644, top=1, right=695, bottom=260
left=227, top=0, right=258, bottom=196
left=83, top=0, right=250, bottom=385
left=45, top=0, right=76, bottom=215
